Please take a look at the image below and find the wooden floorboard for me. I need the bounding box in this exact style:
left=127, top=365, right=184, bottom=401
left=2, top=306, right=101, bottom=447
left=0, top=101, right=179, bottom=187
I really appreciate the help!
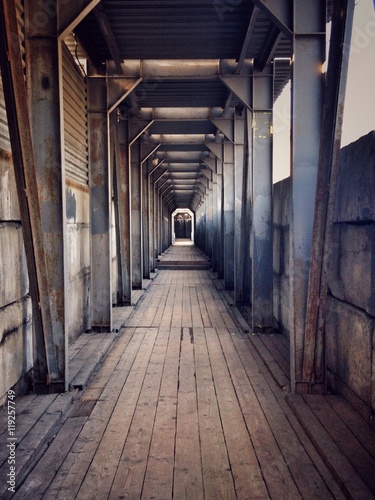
left=6, top=243, right=375, bottom=499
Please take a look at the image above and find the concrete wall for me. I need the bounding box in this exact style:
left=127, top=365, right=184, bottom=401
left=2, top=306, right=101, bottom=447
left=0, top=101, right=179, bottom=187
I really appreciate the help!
left=66, top=180, right=91, bottom=343
left=326, top=131, right=375, bottom=413
left=272, top=131, right=375, bottom=413
left=273, top=177, right=291, bottom=338
left=0, top=148, right=33, bottom=405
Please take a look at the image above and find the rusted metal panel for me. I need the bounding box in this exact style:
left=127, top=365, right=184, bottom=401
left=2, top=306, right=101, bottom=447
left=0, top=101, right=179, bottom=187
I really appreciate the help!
left=62, top=43, right=88, bottom=185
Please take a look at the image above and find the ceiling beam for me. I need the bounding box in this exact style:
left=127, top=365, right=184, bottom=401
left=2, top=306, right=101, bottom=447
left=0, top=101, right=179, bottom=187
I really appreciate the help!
left=256, top=25, right=283, bottom=71
left=236, top=6, right=260, bottom=74
left=252, top=0, right=293, bottom=37
left=94, top=5, right=123, bottom=74
left=59, top=0, right=100, bottom=40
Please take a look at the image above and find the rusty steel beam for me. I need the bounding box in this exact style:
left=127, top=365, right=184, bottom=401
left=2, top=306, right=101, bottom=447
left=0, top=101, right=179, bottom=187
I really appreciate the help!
left=0, top=0, right=67, bottom=392
left=94, top=5, right=123, bottom=74
left=303, top=0, right=355, bottom=391
left=290, top=0, right=326, bottom=394
left=88, top=73, right=112, bottom=331
left=59, top=0, right=101, bottom=40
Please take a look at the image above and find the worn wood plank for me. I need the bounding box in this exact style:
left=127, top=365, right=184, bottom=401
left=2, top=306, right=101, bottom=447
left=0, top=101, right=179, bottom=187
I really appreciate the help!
left=0, top=395, right=56, bottom=466
left=158, top=283, right=176, bottom=330
left=141, top=327, right=180, bottom=500
left=43, top=328, right=149, bottom=499
left=70, top=334, right=117, bottom=389
left=287, top=394, right=373, bottom=499
left=234, top=332, right=339, bottom=499
left=171, top=279, right=183, bottom=329
left=13, top=416, right=87, bottom=499
left=247, top=332, right=290, bottom=389
left=258, top=333, right=290, bottom=378
left=204, top=327, right=269, bottom=498
left=182, top=285, right=192, bottom=327
left=107, top=327, right=169, bottom=499
left=68, top=334, right=107, bottom=382
left=0, top=394, right=73, bottom=499
left=240, top=332, right=346, bottom=500
left=75, top=327, right=159, bottom=499
left=214, top=326, right=302, bottom=499
left=325, top=395, right=375, bottom=460
left=303, top=394, right=375, bottom=492
left=190, top=286, right=204, bottom=329
left=194, top=326, right=237, bottom=500
left=173, top=327, right=204, bottom=500
left=82, top=327, right=135, bottom=395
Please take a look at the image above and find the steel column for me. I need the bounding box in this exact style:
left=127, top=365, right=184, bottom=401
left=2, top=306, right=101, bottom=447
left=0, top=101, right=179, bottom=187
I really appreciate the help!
left=251, top=65, right=274, bottom=330
left=25, top=0, right=68, bottom=389
left=290, top=0, right=325, bottom=393
left=217, top=159, right=224, bottom=280
left=212, top=171, right=219, bottom=272
left=87, top=73, right=112, bottom=332
left=114, top=119, right=132, bottom=305
left=303, top=0, right=355, bottom=392
left=223, top=138, right=235, bottom=290
left=1, top=0, right=67, bottom=392
left=130, top=139, right=143, bottom=289
left=243, top=109, right=253, bottom=304
left=142, top=157, right=150, bottom=279
left=234, top=110, right=246, bottom=304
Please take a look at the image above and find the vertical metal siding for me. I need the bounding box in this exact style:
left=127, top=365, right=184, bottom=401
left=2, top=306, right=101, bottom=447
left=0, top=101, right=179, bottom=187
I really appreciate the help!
left=62, top=43, right=88, bottom=184
left=0, top=77, right=11, bottom=152
left=0, top=0, right=24, bottom=153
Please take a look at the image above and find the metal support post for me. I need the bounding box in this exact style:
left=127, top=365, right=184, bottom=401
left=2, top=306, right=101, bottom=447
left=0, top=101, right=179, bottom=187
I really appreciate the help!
left=114, top=119, right=132, bottom=305
left=243, top=108, right=253, bottom=303
left=142, top=158, right=150, bottom=279
left=130, top=139, right=143, bottom=289
left=217, top=158, right=224, bottom=279
left=223, top=139, right=235, bottom=290
left=212, top=171, right=219, bottom=272
left=87, top=73, right=112, bottom=332
left=303, top=0, right=355, bottom=392
left=25, top=0, right=68, bottom=389
left=234, top=110, right=246, bottom=304
left=251, top=64, right=274, bottom=330
left=1, top=0, right=67, bottom=392
left=290, top=0, right=325, bottom=393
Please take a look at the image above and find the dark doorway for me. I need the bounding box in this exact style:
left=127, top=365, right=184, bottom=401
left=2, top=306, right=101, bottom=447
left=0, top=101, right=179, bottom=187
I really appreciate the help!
left=174, top=213, right=192, bottom=239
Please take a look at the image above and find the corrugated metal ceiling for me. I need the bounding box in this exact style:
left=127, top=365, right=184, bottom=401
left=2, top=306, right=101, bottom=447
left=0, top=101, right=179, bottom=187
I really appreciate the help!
left=74, top=1, right=300, bottom=210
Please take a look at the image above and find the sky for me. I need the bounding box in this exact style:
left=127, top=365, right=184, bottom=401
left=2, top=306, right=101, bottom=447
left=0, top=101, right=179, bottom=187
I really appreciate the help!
left=273, top=0, right=375, bottom=182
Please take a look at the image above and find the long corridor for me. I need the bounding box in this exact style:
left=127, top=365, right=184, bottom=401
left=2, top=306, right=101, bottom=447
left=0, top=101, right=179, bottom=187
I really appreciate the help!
left=5, top=244, right=375, bottom=499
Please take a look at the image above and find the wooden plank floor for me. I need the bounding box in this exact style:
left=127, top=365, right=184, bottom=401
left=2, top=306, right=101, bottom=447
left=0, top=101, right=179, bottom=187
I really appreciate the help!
left=9, top=244, right=375, bottom=499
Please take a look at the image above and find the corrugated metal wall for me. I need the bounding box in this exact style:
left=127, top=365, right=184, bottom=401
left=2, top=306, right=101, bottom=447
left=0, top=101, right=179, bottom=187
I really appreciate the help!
left=62, top=43, right=88, bottom=185
left=0, top=0, right=25, bottom=153
left=0, top=78, right=11, bottom=152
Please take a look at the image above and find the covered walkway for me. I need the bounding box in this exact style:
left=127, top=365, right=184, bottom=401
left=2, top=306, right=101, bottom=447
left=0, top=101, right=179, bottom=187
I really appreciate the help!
left=2, top=244, right=375, bottom=499
left=1, top=1, right=375, bottom=498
